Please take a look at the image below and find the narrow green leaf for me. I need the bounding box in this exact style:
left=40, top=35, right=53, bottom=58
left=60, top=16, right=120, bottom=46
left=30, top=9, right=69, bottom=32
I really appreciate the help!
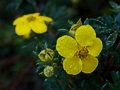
left=84, top=18, right=89, bottom=25
left=106, top=80, right=115, bottom=90
left=15, top=0, right=23, bottom=10
left=58, top=29, right=68, bottom=32
left=115, top=14, right=120, bottom=29
left=112, top=71, right=120, bottom=81
left=76, top=18, right=82, bottom=26
left=106, top=31, right=117, bottom=48
left=110, top=9, right=120, bottom=13
left=99, top=28, right=112, bottom=34
left=88, top=18, right=105, bottom=26
left=100, top=83, right=107, bottom=90
left=109, top=1, right=118, bottom=9
left=68, top=20, right=74, bottom=25
left=27, top=0, right=36, bottom=5
left=22, top=46, right=27, bottom=49
left=103, top=14, right=112, bottom=27
left=32, top=51, right=38, bottom=56
left=36, top=66, right=43, bottom=72
left=44, top=42, right=48, bottom=48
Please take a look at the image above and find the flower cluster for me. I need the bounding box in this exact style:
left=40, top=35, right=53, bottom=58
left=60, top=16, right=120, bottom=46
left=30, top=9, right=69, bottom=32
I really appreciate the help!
left=56, top=25, right=103, bottom=75
left=38, top=48, right=55, bottom=77
left=13, top=13, right=103, bottom=76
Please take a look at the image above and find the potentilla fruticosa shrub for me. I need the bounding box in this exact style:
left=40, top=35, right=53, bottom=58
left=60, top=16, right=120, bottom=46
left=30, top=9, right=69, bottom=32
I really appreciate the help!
left=13, top=1, right=120, bottom=90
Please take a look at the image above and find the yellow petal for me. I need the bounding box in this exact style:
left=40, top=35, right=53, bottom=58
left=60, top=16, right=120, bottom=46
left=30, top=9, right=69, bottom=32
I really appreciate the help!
left=32, top=13, right=40, bottom=16
left=63, top=57, right=82, bottom=75
left=56, top=35, right=78, bottom=58
left=23, top=32, right=31, bottom=38
left=38, top=16, right=53, bottom=22
left=75, top=25, right=96, bottom=46
left=15, top=23, right=31, bottom=35
left=87, top=38, right=103, bottom=57
left=82, top=56, right=98, bottom=73
left=30, top=21, right=47, bottom=33
left=13, top=17, right=23, bottom=25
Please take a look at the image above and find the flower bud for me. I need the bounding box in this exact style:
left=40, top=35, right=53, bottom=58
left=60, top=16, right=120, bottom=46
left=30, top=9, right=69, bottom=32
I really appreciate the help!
left=69, top=19, right=82, bottom=36
left=38, top=48, right=54, bottom=62
left=44, top=66, right=54, bottom=77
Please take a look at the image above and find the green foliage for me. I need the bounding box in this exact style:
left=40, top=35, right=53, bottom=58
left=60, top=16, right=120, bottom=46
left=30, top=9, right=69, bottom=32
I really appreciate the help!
left=106, top=71, right=120, bottom=90
left=109, top=1, right=120, bottom=13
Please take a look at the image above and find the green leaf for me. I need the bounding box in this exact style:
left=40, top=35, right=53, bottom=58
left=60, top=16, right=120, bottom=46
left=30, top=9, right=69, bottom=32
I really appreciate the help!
left=106, top=80, right=116, bottom=90
left=76, top=18, right=82, bottom=26
left=111, top=9, right=120, bottom=13
left=109, top=1, right=120, bottom=13
left=27, top=0, right=36, bottom=5
left=107, top=71, right=120, bottom=90
left=106, top=31, right=117, bottom=48
left=68, top=20, right=74, bottom=25
left=58, top=29, right=68, bottom=32
left=36, top=66, right=43, bottom=72
left=109, top=1, right=118, bottom=9
left=32, top=51, right=38, bottom=56
left=44, top=42, right=48, bottom=48
left=88, top=18, right=105, bottom=26
left=15, top=0, right=23, bottom=10
left=112, top=71, right=120, bottom=81
left=103, top=14, right=112, bottom=27
left=98, top=28, right=112, bottom=34
left=6, top=0, right=23, bottom=10
left=100, top=83, right=107, bottom=90
left=84, top=18, right=89, bottom=25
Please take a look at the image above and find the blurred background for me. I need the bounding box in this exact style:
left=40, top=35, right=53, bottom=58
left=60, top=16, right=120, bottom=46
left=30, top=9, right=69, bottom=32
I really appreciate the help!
left=0, top=0, right=120, bottom=90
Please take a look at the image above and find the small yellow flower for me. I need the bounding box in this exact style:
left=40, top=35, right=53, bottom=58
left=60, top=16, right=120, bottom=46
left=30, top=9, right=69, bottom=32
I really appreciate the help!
left=44, top=66, right=54, bottom=77
left=38, top=48, right=54, bottom=62
left=56, top=25, right=103, bottom=75
left=13, top=13, right=52, bottom=36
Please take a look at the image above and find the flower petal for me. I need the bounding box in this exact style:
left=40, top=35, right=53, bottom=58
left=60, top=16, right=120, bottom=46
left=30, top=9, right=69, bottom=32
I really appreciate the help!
left=13, top=17, right=23, bottom=25
left=63, top=57, right=82, bottom=75
left=82, top=56, right=98, bottom=73
left=75, top=25, right=96, bottom=46
left=56, top=35, right=78, bottom=58
left=38, top=16, right=53, bottom=22
left=15, top=23, right=31, bottom=35
left=30, top=21, right=47, bottom=33
left=87, top=38, right=103, bottom=57
left=23, top=32, right=31, bottom=38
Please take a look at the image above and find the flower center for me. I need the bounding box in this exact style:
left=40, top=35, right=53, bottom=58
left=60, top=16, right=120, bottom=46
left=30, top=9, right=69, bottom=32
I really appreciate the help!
left=75, top=47, right=88, bottom=58
left=27, top=16, right=36, bottom=22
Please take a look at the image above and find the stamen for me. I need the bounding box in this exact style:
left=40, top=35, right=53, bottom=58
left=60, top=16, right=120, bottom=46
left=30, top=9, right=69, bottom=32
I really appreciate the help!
left=74, top=47, right=88, bottom=58
left=27, top=16, right=36, bottom=22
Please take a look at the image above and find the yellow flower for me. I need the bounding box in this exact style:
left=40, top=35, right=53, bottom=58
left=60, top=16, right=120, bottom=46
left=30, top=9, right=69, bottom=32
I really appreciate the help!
left=13, top=13, right=52, bottom=36
left=44, top=66, right=54, bottom=77
left=56, top=25, right=103, bottom=75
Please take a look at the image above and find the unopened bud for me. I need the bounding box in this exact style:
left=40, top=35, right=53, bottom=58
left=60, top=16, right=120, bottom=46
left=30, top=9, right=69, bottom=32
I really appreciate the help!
left=44, top=66, right=54, bottom=77
left=69, top=19, right=82, bottom=36
left=38, top=48, right=54, bottom=62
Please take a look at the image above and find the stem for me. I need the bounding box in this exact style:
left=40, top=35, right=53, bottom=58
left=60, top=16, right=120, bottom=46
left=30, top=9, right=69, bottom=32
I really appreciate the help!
left=33, top=4, right=40, bottom=12
left=32, top=32, right=44, bottom=49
